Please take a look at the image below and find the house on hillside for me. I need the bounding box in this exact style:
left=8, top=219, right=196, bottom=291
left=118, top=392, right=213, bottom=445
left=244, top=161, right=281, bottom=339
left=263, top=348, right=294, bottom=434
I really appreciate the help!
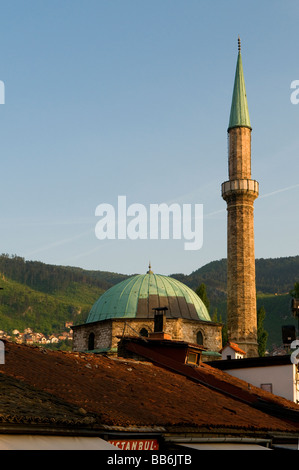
left=48, top=335, right=59, bottom=344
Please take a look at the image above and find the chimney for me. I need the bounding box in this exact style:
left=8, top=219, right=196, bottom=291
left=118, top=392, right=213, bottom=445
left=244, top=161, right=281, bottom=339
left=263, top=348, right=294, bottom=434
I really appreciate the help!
left=149, top=307, right=172, bottom=340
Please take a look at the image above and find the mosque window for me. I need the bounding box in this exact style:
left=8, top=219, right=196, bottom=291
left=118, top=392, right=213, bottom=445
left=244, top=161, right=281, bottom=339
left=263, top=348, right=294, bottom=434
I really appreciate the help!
left=88, top=332, right=95, bottom=350
left=139, top=328, right=149, bottom=338
left=196, top=330, right=204, bottom=346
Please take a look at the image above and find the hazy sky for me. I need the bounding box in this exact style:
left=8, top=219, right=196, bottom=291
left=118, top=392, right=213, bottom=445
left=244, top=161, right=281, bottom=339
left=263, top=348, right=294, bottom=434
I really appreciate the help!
left=1, top=0, right=299, bottom=276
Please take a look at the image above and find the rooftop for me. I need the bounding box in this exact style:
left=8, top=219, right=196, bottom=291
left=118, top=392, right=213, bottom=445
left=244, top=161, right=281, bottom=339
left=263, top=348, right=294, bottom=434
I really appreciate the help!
left=221, top=341, right=247, bottom=355
left=209, top=354, right=297, bottom=370
left=0, top=340, right=298, bottom=436
left=86, top=268, right=211, bottom=324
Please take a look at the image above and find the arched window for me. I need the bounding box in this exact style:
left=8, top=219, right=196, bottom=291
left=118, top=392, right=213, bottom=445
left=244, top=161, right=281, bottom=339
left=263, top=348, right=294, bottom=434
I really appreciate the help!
left=196, top=330, right=203, bottom=346
left=139, top=328, right=149, bottom=338
left=88, top=332, right=95, bottom=350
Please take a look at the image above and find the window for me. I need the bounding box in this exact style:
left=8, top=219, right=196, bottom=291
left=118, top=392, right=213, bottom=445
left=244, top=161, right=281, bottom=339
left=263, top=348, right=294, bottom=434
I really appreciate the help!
left=88, top=332, right=95, bottom=350
left=187, top=352, right=198, bottom=365
left=196, top=330, right=203, bottom=346
left=260, top=383, right=273, bottom=393
left=139, top=328, right=149, bottom=337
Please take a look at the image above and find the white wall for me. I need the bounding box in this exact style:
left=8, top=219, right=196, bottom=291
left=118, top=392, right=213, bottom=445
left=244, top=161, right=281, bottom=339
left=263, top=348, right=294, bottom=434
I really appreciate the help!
left=225, top=364, right=297, bottom=402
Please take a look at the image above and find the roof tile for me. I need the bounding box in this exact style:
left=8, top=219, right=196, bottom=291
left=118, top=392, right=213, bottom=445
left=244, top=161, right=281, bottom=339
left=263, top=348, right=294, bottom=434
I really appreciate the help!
left=0, top=341, right=298, bottom=433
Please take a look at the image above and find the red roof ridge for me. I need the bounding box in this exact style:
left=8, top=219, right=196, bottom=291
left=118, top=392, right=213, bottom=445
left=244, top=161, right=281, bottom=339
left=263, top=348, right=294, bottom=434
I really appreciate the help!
left=221, top=341, right=246, bottom=355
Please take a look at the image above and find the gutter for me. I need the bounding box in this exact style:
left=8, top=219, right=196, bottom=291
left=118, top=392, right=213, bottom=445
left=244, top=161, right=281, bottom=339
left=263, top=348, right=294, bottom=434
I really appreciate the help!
left=164, top=436, right=272, bottom=447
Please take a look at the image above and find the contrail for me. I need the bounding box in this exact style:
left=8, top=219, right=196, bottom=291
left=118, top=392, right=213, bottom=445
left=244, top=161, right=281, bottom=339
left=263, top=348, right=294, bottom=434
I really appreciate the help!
left=24, top=228, right=93, bottom=258
left=23, top=183, right=299, bottom=258
left=258, top=183, right=299, bottom=199
left=205, top=183, right=299, bottom=217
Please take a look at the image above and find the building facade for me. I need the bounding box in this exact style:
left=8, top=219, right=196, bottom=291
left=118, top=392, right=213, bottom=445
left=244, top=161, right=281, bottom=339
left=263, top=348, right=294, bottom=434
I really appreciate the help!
left=72, top=316, right=222, bottom=359
left=210, top=355, right=299, bottom=404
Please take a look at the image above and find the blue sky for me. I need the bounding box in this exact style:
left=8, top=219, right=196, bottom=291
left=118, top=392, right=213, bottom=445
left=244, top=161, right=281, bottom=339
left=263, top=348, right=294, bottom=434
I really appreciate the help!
left=0, top=0, right=299, bottom=276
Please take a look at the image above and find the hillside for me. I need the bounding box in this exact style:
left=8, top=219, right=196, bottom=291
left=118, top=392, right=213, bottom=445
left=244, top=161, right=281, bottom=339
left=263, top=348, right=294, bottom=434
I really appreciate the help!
left=213, top=294, right=295, bottom=349
left=170, top=255, right=299, bottom=299
left=0, top=254, right=119, bottom=335
left=0, top=254, right=130, bottom=295
left=0, top=275, right=97, bottom=335
left=170, top=256, right=299, bottom=349
left=0, top=253, right=298, bottom=350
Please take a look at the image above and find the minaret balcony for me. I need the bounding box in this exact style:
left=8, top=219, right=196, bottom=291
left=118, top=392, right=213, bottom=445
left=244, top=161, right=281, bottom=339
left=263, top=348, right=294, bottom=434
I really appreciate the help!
left=222, top=179, right=259, bottom=200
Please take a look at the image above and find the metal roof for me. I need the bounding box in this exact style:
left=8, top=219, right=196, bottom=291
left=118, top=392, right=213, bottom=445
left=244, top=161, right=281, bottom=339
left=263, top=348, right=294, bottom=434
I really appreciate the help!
left=228, top=46, right=251, bottom=131
left=86, top=272, right=211, bottom=323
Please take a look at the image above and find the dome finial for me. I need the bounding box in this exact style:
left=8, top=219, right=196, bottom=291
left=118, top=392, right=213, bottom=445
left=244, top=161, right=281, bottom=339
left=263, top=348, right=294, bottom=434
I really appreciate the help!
left=147, top=261, right=153, bottom=274
left=238, top=35, right=241, bottom=53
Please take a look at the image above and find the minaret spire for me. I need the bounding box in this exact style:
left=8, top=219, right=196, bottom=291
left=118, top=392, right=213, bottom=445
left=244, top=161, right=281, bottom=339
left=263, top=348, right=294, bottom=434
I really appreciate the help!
left=228, top=36, right=251, bottom=131
left=222, top=39, right=259, bottom=357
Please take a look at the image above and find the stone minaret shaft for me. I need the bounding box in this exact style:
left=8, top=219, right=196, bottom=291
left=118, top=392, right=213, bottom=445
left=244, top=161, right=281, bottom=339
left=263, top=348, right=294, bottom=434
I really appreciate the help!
left=222, top=39, right=259, bottom=357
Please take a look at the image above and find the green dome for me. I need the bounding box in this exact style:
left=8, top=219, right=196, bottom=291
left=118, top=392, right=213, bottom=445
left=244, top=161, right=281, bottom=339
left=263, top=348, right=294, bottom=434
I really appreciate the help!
left=86, top=268, right=211, bottom=324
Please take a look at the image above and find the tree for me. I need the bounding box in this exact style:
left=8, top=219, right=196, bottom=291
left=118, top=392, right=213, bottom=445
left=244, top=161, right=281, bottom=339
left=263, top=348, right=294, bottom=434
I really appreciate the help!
left=220, top=315, right=228, bottom=346
left=290, top=282, right=299, bottom=333
left=195, top=283, right=210, bottom=312
left=257, top=306, right=268, bottom=357
left=211, top=307, right=218, bottom=322
left=289, top=282, right=299, bottom=298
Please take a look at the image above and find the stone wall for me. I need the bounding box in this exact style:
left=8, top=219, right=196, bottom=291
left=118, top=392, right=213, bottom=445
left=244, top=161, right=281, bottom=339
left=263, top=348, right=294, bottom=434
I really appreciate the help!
left=73, top=318, right=222, bottom=356
left=222, top=125, right=259, bottom=358
left=72, top=321, right=113, bottom=352
left=177, top=319, right=222, bottom=352
left=226, top=191, right=258, bottom=357
left=228, top=127, right=252, bottom=179
left=111, top=319, right=154, bottom=350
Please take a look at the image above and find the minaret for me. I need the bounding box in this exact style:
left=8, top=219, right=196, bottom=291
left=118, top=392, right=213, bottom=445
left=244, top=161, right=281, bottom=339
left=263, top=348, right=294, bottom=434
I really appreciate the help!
left=222, top=38, right=259, bottom=357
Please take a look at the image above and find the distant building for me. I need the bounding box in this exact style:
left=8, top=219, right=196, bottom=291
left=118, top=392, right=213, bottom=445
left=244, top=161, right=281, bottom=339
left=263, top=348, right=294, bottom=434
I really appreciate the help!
left=49, top=335, right=59, bottom=344
left=24, top=328, right=33, bottom=334
left=221, top=342, right=246, bottom=360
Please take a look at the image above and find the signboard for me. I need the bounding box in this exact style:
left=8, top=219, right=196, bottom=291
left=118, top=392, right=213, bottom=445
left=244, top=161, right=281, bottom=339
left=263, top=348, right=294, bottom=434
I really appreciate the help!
left=108, top=439, right=159, bottom=451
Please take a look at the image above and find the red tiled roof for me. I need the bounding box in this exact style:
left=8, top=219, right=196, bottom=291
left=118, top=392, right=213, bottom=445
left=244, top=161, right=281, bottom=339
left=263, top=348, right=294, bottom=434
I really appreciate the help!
left=0, top=340, right=298, bottom=433
left=0, top=373, right=98, bottom=428
left=221, top=342, right=246, bottom=355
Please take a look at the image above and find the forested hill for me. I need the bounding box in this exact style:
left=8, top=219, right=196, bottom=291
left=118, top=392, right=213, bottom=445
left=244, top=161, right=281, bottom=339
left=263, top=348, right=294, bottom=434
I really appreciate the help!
left=0, top=253, right=298, bottom=348
left=1, top=254, right=298, bottom=298
left=170, top=255, right=299, bottom=348
left=170, top=256, right=299, bottom=302
left=0, top=254, right=130, bottom=295
left=0, top=254, right=131, bottom=335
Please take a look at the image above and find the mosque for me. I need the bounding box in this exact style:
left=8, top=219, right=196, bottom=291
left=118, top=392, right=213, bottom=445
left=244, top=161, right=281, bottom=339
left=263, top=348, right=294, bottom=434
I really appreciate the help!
left=72, top=263, right=223, bottom=359
left=73, top=38, right=259, bottom=360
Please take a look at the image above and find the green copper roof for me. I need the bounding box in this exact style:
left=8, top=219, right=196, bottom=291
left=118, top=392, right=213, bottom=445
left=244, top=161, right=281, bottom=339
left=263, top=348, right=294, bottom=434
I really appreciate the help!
left=228, top=43, right=251, bottom=131
left=86, top=270, right=211, bottom=323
